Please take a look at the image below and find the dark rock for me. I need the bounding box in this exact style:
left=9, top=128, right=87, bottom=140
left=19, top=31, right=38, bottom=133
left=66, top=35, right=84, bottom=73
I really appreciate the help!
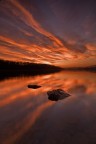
left=28, top=84, right=41, bottom=89
left=47, top=89, right=70, bottom=101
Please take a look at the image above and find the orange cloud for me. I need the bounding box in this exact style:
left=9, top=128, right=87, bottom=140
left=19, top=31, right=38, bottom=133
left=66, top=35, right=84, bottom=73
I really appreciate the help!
left=0, top=0, right=95, bottom=67
left=9, top=0, right=63, bottom=47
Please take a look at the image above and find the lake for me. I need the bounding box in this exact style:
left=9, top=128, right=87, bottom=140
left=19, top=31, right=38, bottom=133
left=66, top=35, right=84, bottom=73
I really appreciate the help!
left=0, top=71, right=96, bottom=144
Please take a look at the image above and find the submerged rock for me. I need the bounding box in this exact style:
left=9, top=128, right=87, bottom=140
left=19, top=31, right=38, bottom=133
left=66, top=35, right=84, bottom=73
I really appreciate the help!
left=47, top=89, right=70, bottom=101
left=28, top=84, right=41, bottom=89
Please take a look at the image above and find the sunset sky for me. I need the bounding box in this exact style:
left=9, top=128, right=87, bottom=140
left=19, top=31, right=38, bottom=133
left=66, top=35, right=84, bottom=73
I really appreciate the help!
left=0, top=0, right=96, bottom=67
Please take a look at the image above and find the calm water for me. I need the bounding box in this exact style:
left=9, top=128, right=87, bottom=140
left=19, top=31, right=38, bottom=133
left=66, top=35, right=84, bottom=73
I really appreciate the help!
left=0, top=71, right=96, bottom=144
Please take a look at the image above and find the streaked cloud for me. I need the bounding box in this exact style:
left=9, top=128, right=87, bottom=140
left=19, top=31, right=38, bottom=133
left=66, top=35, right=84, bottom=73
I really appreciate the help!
left=0, top=0, right=96, bottom=67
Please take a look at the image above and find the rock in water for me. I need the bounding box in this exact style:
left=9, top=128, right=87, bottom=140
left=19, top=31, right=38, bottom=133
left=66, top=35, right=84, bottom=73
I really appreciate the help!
left=47, top=89, right=70, bottom=101
left=28, top=84, right=41, bottom=89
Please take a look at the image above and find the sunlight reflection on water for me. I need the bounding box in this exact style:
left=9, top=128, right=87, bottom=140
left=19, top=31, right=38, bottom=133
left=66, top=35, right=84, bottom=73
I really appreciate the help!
left=0, top=71, right=96, bottom=144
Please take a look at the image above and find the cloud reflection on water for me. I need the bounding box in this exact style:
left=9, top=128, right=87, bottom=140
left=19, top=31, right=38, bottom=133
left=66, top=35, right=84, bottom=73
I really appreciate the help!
left=0, top=71, right=96, bottom=144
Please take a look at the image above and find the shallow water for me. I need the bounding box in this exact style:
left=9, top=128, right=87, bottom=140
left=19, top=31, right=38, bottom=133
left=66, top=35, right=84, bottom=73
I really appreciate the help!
left=0, top=71, right=96, bottom=144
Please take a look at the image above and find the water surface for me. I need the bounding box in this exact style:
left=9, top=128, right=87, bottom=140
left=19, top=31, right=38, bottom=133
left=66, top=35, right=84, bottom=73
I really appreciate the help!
left=0, top=71, right=96, bottom=144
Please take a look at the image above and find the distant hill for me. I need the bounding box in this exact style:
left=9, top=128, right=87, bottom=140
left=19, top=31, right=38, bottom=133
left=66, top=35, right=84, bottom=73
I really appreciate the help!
left=62, top=65, right=96, bottom=71
left=86, top=65, right=96, bottom=70
left=0, top=59, right=96, bottom=80
left=0, top=59, right=63, bottom=80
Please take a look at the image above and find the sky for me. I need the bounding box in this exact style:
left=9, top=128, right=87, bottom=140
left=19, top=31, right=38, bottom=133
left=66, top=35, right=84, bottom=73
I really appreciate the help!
left=0, top=0, right=96, bottom=67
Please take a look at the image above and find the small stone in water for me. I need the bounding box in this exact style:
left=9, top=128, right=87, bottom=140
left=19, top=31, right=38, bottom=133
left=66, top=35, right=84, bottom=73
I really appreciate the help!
left=28, top=84, right=41, bottom=89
